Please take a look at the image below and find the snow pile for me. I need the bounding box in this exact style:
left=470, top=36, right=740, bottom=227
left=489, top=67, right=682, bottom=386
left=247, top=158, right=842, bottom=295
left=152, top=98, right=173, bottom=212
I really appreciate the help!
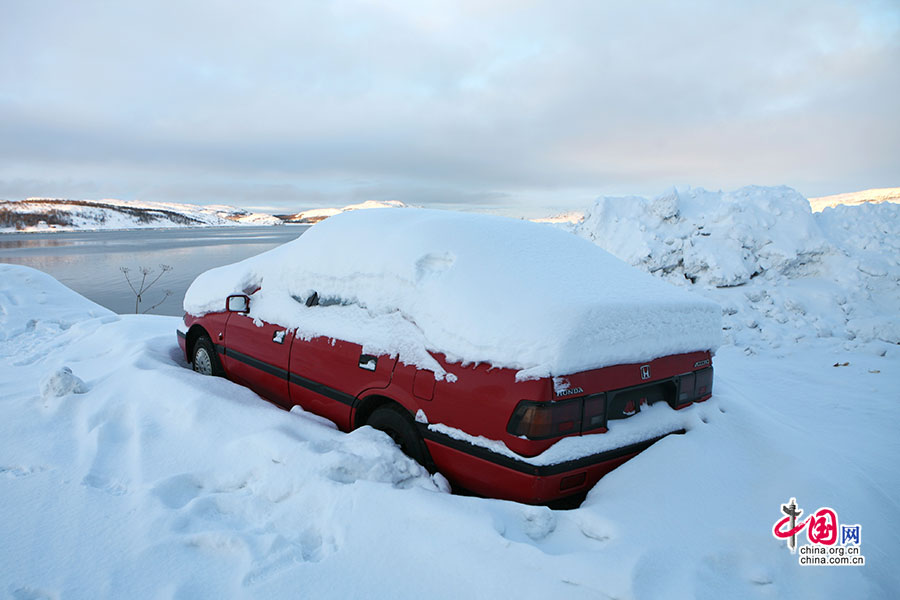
left=0, top=198, right=282, bottom=232
left=185, top=208, right=721, bottom=379
left=283, top=199, right=407, bottom=223
left=3, top=265, right=899, bottom=598
left=565, top=186, right=900, bottom=353
left=574, top=186, right=826, bottom=288
left=809, top=186, right=900, bottom=212
left=40, top=366, right=89, bottom=398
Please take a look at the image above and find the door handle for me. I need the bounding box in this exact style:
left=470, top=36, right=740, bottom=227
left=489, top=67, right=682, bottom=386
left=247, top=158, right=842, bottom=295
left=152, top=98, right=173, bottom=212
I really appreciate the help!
left=359, top=354, right=377, bottom=371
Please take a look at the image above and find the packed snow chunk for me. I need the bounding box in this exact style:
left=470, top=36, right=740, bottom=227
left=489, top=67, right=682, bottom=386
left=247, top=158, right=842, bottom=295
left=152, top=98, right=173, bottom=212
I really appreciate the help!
left=576, top=186, right=828, bottom=288
left=520, top=505, right=557, bottom=541
left=40, top=366, right=88, bottom=398
left=185, top=208, right=721, bottom=379
left=319, top=425, right=443, bottom=491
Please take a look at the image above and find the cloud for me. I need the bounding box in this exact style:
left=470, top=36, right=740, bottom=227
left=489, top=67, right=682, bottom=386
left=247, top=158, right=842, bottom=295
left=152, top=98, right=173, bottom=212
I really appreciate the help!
left=1, top=0, right=897, bottom=212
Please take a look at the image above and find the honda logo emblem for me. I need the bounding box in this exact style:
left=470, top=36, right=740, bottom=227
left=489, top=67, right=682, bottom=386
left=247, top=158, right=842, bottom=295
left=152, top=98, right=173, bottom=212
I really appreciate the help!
left=640, top=365, right=651, bottom=380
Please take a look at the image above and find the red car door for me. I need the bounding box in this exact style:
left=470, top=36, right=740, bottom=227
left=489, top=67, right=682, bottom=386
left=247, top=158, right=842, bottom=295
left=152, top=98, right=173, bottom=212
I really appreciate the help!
left=223, top=313, right=293, bottom=407
left=288, top=336, right=396, bottom=430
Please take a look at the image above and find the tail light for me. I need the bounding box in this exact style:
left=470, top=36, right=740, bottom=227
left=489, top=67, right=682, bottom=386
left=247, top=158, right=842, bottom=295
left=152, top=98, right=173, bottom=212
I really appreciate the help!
left=507, top=398, right=583, bottom=440
left=507, top=366, right=713, bottom=440
left=673, top=367, right=713, bottom=408
left=674, top=372, right=695, bottom=407
left=582, top=394, right=607, bottom=432
left=508, top=394, right=607, bottom=440
left=694, top=367, right=713, bottom=400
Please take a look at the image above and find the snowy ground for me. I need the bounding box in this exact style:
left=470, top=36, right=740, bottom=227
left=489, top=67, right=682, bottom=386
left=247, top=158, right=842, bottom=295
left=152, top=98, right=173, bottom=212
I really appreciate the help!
left=1, top=186, right=898, bottom=598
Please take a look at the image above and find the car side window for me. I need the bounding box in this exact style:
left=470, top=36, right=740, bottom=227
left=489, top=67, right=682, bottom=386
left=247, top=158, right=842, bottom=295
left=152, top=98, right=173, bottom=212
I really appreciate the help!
left=292, top=291, right=349, bottom=308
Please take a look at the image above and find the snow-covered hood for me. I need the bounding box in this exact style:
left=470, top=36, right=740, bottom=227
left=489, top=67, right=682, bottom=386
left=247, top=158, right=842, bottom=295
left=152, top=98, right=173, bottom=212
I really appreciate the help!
left=184, top=208, right=721, bottom=379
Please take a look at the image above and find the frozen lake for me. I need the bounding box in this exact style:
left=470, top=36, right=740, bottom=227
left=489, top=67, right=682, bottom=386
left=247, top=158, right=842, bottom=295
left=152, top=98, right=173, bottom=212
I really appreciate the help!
left=0, top=226, right=309, bottom=316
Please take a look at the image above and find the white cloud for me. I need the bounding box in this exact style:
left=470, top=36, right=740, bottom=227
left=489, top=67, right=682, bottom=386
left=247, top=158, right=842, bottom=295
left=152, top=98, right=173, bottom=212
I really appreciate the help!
left=1, top=0, right=897, bottom=211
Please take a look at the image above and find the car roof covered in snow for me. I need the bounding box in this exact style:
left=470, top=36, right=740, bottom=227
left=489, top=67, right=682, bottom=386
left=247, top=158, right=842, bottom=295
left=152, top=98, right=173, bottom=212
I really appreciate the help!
left=184, top=208, right=721, bottom=380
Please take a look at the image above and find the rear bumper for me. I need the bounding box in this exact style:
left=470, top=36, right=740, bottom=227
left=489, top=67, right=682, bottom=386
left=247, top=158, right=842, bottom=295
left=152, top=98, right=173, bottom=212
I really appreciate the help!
left=177, top=329, right=187, bottom=362
left=420, top=425, right=683, bottom=504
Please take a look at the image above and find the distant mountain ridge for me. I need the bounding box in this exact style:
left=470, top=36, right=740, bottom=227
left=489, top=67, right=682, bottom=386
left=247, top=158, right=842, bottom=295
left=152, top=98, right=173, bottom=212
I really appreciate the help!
left=278, top=200, right=407, bottom=223
left=808, top=187, right=900, bottom=212
left=0, top=198, right=282, bottom=232
left=1, top=197, right=410, bottom=232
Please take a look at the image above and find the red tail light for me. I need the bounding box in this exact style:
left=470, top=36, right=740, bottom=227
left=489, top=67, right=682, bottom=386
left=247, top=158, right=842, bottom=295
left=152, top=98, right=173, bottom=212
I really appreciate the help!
left=507, top=366, right=713, bottom=440
left=507, top=398, right=584, bottom=440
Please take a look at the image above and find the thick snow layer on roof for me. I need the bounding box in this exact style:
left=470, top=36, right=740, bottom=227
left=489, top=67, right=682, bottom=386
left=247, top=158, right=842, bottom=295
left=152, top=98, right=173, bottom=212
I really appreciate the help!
left=184, top=208, right=721, bottom=379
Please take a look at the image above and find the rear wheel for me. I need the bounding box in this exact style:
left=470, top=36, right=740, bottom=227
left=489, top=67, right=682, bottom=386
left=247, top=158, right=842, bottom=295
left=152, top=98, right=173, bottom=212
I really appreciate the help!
left=367, top=404, right=431, bottom=469
left=192, top=335, right=224, bottom=377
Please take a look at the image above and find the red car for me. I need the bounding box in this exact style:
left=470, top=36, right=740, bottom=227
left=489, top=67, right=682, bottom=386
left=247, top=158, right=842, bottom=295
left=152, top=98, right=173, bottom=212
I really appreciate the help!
left=177, top=208, right=718, bottom=504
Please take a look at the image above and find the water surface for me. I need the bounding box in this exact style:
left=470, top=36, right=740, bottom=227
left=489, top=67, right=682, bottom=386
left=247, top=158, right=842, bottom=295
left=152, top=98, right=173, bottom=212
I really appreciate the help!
left=0, top=226, right=309, bottom=316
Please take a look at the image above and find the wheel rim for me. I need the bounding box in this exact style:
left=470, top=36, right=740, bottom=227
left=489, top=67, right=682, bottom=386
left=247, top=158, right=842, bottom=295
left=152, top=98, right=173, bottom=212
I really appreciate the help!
left=193, top=347, right=213, bottom=375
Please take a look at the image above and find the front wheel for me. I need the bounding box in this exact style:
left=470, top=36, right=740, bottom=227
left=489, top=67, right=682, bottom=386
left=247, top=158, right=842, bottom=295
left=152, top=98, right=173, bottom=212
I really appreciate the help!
left=192, top=335, right=224, bottom=377
left=367, top=404, right=432, bottom=470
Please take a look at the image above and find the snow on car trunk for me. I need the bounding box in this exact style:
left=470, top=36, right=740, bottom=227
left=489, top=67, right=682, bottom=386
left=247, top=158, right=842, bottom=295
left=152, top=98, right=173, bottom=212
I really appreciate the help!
left=184, top=208, right=721, bottom=380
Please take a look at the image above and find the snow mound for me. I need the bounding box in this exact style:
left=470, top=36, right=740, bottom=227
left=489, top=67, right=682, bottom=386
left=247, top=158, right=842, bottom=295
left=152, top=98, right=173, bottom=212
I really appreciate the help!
left=185, top=208, right=721, bottom=379
left=564, top=186, right=900, bottom=353
left=40, top=366, right=88, bottom=398
left=576, top=186, right=826, bottom=288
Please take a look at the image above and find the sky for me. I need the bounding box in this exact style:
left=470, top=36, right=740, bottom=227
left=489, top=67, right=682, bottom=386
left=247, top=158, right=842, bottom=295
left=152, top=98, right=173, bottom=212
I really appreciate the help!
left=1, top=0, right=898, bottom=217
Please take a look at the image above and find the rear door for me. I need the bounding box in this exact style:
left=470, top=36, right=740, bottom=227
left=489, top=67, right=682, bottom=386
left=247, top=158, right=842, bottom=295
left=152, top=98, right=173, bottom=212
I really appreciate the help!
left=288, top=336, right=396, bottom=430
left=223, top=313, right=293, bottom=407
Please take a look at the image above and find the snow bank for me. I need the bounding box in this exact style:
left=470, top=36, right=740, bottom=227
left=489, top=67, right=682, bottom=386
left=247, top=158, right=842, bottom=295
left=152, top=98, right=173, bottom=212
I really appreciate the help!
left=565, top=186, right=900, bottom=353
left=185, top=208, right=721, bottom=379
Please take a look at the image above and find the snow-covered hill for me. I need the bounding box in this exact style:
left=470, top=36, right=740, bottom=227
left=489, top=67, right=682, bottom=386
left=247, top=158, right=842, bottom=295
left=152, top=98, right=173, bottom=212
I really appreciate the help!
left=0, top=198, right=283, bottom=232
left=280, top=200, right=407, bottom=223
left=808, top=187, right=900, bottom=212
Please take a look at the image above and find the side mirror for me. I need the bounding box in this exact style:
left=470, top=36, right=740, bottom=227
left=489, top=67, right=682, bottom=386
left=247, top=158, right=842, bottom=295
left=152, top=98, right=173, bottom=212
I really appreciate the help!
left=226, top=294, right=250, bottom=313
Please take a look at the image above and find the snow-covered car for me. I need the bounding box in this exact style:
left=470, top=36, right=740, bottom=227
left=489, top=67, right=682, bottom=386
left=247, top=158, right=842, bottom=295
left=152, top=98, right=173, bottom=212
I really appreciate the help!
left=177, top=208, right=721, bottom=504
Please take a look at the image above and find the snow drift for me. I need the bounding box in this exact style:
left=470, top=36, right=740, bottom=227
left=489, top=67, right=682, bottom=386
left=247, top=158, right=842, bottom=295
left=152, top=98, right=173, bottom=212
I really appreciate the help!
left=184, top=208, right=721, bottom=380
left=563, top=185, right=900, bottom=353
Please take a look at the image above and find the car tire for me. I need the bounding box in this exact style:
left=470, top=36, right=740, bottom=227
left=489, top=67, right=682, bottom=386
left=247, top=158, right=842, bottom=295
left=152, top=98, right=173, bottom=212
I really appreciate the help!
left=367, top=404, right=431, bottom=469
left=192, top=335, right=225, bottom=377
